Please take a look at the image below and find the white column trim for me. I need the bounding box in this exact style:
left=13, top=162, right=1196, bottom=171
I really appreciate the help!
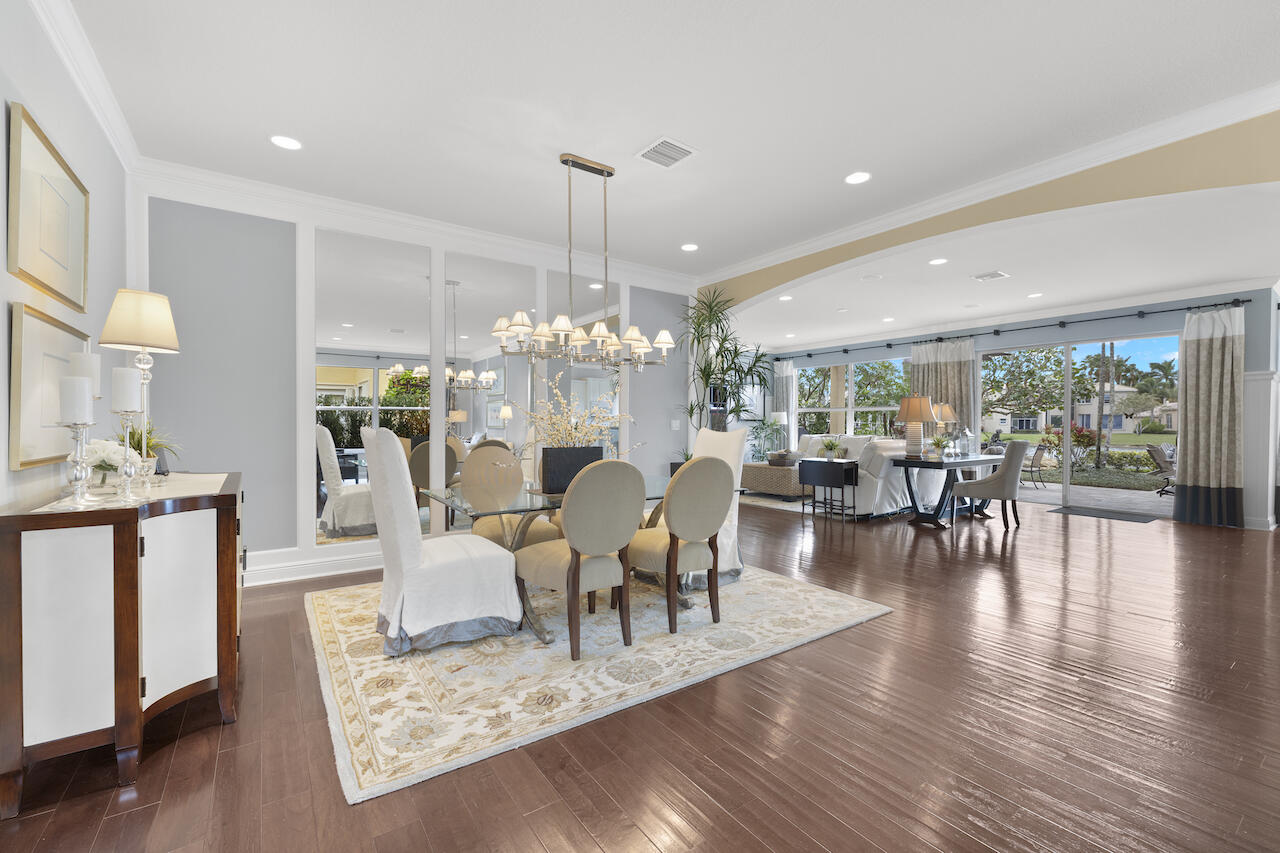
left=1242, top=369, right=1277, bottom=531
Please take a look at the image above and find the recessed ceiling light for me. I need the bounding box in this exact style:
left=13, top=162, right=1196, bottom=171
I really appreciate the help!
left=963, top=303, right=979, bottom=309
left=459, top=334, right=469, bottom=339
left=340, top=322, right=354, bottom=328
left=861, top=274, right=883, bottom=281
left=390, top=328, right=405, bottom=334
left=836, top=308, right=849, bottom=313
left=785, top=333, right=796, bottom=338
left=330, top=336, right=342, bottom=341
left=882, top=317, right=895, bottom=323
left=681, top=243, right=699, bottom=252
left=270, top=135, right=302, bottom=150
left=1027, top=292, right=1044, bottom=299
left=844, top=171, right=872, bottom=185
left=928, top=258, right=948, bottom=266
left=589, top=282, right=603, bottom=290
left=778, top=295, right=793, bottom=302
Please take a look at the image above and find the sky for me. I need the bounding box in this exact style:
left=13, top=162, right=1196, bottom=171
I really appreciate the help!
left=1071, top=335, right=1178, bottom=371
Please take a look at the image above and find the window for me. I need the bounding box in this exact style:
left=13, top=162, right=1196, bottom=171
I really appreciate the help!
left=797, top=359, right=910, bottom=436
left=1078, top=413, right=1091, bottom=429
left=1013, top=416, right=1037, bottom=431
left=315, top=366, right=374, bottom=450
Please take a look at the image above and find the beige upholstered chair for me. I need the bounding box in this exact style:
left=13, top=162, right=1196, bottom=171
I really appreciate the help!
left=471, top=438, right=511, bottom=452
left=359, top=427, right=522, bottom=655
left=953, top=439, right=1030, bottom=529
left=463, top=445, right=560, bottom=548
left=408, top=441, right=460, bottom=491
left=628, top=457, right=735, bottom=633
left=514, top=460, right=644, bottom=660
left=446, top=433, right=467, bottom=464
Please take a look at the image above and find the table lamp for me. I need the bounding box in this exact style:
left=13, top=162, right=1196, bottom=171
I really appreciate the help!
left=448, top=409, right=468, bottom=437
left=896, top=396, right=936, bottom=458
left=99, top=289, right=180, bottom=469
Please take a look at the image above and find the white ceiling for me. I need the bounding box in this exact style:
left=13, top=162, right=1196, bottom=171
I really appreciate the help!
left=735, top=184, right=1280, bottom=352
left=74, top=1, right=1280, bottom=275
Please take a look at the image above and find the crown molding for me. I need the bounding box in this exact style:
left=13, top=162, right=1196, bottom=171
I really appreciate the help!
left=28, top=0, right=139, bottom=170
left=699, top=81, right=1280, bottom=290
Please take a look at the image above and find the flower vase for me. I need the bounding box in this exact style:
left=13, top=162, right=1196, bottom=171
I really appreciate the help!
left=541, top=446, right=604, bottom=494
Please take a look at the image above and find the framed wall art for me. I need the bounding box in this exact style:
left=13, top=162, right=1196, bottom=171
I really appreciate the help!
left=9, top=303, right=90, bottom=470
left=7, top=103, right=90, bottom=313
left=486, top=399, right=506, bottom=430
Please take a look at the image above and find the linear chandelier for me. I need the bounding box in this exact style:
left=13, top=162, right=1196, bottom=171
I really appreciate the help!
left=490, top=153, right=673, bottom=372
left=385, top=282, right=497, bottom=390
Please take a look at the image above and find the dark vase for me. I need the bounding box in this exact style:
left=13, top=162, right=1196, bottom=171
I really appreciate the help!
left=670, top=461, right=684, bottom=477
left=541, top=446, right=604, bottom=494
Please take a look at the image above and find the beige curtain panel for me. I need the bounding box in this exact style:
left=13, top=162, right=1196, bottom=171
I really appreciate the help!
left=1174, top=306, right=1245, bottom=527
left=910, top=338, right=977, bottom=431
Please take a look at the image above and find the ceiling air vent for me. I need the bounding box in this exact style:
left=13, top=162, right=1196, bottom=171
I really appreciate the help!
left=636, top=137, right=697, bottom=168
left=972, top=270, right=1010, bottom=282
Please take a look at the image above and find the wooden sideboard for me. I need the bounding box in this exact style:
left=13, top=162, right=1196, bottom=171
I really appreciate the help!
left=0, top=472, right=243, bottom=819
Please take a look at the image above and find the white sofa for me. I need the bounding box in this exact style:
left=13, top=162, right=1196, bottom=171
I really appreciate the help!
left=846, top=439, right=947, bottom=518
left=796, top=433, right=875, bottom=460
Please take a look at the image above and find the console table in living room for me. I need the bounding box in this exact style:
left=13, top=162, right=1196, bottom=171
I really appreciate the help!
left=0, top=472, right=243, bottom=819
left=799, top=458, right=859, bottom=521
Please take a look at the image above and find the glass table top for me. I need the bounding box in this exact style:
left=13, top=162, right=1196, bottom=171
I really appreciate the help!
left=423, top=474, right=677, bottom=518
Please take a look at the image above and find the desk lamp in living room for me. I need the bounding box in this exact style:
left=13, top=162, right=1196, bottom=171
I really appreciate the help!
left=99, top=289, right=181, bottom=470
left=896, top=395, right=936, bottom=458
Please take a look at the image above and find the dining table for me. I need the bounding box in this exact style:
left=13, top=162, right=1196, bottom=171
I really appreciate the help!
left=422, top=474, right=693, bottom=644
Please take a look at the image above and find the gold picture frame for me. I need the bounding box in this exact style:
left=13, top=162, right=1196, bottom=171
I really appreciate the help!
left=6, top=103, right=90, bottom=313
left=9, top=303, right=90, bottom=470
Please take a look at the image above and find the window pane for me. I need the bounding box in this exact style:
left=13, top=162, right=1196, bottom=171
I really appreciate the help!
left=315, top=366, right=373, bottom=449
left=377, top=366, right=431, bottom=438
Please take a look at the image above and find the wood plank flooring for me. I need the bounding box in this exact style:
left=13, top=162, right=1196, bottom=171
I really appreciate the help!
left=3, top=502, right=1279, bottom=851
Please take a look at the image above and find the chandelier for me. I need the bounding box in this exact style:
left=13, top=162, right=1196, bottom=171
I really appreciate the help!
left=384, top=282, right=497, bottom=390
left=490, top=154, right=673, bottom=372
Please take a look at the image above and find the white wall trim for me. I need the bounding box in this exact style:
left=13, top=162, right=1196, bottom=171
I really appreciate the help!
left=27, top=0, right=139, bottom=170
left=698, top=80, right=1280, bottom=289
left=1242, top=369, right=1277, bottom=532
left=243, top=546, right=382, bottom=588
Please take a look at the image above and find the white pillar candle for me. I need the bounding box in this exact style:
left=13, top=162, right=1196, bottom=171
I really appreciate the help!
left=68, top=351, right=101, bottom=398
left=112, top=367, right=142, bottom=412
left=59, top=376, right=93, bottom=424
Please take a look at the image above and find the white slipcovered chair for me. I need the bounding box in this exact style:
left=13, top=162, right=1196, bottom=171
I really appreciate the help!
left=361, top=427, right=522, bottom=655
left=463, top=445, right=561, bottom=548
left=316, top=424, right=377, bottom=538
left=952, top=439, right=1030, bottom=529
left=651, top=427, right=748, bottom=587
left=514, top=460, right=644, bottom=660
left=628, top=457, right=735, bottom=633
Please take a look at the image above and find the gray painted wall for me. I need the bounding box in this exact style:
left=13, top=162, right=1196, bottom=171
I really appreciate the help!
left=628, top=287, right=690, bottom=478
left=148, top=199, right=296, bottom=551
left=0, top=1, right=129, bottom=510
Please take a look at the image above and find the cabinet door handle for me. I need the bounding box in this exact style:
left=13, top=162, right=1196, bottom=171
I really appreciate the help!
left=138, top=536, right=145, bottom=558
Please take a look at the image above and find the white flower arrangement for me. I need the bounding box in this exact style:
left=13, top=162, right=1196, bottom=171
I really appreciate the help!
left=521, top=370, right=634, bottom=454
left=75, top=438, right=142, bottom=472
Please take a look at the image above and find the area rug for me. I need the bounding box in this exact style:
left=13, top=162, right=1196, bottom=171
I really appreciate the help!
left=740, top=493, right=806, bottom=513
left=305, top=566, right=890, bottom=803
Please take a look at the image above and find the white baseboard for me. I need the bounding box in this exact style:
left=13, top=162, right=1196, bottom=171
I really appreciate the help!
left=1244, top=516, right=1277, bottom=532
left=244, top=547, right=382, bottom=588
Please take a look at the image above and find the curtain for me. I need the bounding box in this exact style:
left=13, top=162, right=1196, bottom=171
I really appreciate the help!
left=910, top=339, right=977, bottom=432
left=774, top=360, right=798, bottom=450
left=1174, top=306, right=1244, bottom=527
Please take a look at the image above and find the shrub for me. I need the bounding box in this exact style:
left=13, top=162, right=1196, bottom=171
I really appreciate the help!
left=1081, top=448, right=1157, bottom=473
left=1138, top=418, right=1167, bottom=434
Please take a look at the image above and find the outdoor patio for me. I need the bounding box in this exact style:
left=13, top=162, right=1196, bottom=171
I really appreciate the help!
left=1016, top=479, right=1173, bottom=517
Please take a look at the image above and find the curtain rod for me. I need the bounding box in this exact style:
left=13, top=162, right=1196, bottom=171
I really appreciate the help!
left=774, top=297, right=1251, bottom=362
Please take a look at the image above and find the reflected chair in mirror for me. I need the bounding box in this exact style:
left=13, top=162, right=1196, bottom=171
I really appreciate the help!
left=1146, top=444, right=1177, bottom=497
left=953, top=439, right=1030, bottom=529
left=463, top=445, right=560, bottom=548
left=446, top=433, right=468, bottom=466
left=513, top=460, right=644, bottom=660
left=316, top=424, right=377, bottom=538
left=360, top=427, right=522, bottom=655
left=472, top=438, right=512, bottom=452
left=408, top=440, right=460, bottom=514
left=628, top=457, right=735, bottom=633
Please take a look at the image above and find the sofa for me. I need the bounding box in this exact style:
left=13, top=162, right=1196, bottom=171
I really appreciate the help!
left=741, top=434, right=878, bottom=499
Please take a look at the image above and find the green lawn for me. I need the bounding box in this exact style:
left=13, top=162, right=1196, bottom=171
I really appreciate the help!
left=1023, top=468, right=1167, bottom=490
left=994, top=431, right=1175, bottom=448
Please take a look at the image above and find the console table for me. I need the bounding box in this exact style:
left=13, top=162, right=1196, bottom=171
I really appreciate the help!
left=799, top=458, right=859, bottom=521
left=892, top=454, right=1003, bottom=529
left=0, top=473, right=243, bottom=819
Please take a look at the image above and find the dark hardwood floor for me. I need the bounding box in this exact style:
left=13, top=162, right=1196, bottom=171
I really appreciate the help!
left=3, top=501, right=1279, bottom=851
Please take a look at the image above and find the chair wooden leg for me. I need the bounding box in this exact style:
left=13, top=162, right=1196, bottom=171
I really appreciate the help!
left=515, top=576, right=527, bottom=631
left=1001, top=500, right=1009, bottom=530
left=666, top=532, right=679, bottom=634
left=587, top=590, right=596, bottom=614
left=708, top=534, right=720, bottom=624
left=1011, top=500, right=1020, bottom=527
left=610, top=587, right=619, bottom=610
left=567, top=551, right=582, bottom=661
left=618, top=545, right=632, bottom=646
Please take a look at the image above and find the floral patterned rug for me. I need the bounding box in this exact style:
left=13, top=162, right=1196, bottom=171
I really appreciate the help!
left=305, top=566, right=890, bottom=803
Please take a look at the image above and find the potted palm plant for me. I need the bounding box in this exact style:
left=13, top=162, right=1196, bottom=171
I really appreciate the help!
left=681, top=288, right=771, bottom=431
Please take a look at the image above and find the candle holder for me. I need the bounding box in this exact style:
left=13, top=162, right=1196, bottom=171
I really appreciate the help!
left=115, top=410, right=143, bottom=504
left=60, top=421, right=95, bottom=507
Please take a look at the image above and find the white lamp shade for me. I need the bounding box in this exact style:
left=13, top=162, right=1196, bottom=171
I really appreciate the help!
left=389, top=363, right=405, bottom=376
left=445, top=366, right=455, bottom=380
left=550, top=314, right=573, bottom=335
left=448, top=409, right=468, bottom=423
left=632, top=335, right=652, bottom=356
left=606, top=332, right=622, bottom=353
left=499, top=404, right=513, bottom=421
left=531, top=321, right=554, bottom=342
left=457, top=369, right=476, bottom=383
left=99, top=289, right=180, bottom=353
left=490, top=316, right=513, bottom=339
left=772, top=411, right=788, bottom=425
left=621, top=325, right=644, bottom=345
left=589, top=321, right=610, bottom=343
left=897, top=395, right=937, bottom=423
left=411, top=365, right=429, bottom=377
left=653, top=329, right=675, bottom=350
left=569, top=327, right=590, bottom=348
left=508, top=311, right=533, bottom=335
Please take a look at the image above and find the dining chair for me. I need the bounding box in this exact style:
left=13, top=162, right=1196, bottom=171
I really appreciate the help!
left=316, top=424, right=377, bottom=538
left=463, top=445, right=560, bottom=548
left=472, top=438, right=511, bottom=452
left=953, top=439, right=1030, bottom=529
left=513, top=460, right=644, bottom=660
left=627, top=457, right=735, bottom=633
left=1022, top=444, right=1048, bottom=489
left=1146, top=444, right=1177, bottom=496
left=359, top=427, right=522, bottom=655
